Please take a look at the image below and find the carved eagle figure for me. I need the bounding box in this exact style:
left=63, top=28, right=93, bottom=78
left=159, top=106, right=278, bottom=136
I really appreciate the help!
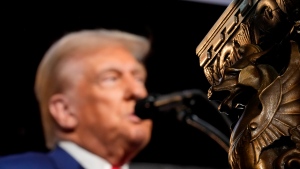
left=249, top=41, right=300, bottom=164
left=229, top=41, right=300, bottom=169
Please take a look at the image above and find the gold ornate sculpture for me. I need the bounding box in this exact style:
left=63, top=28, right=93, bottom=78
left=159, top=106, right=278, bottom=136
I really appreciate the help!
left=195, top=0, right=300, bottom=168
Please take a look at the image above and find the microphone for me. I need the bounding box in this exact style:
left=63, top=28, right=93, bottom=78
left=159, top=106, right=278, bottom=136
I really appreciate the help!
left=135, top=89, right=232, bottom=151
left=135, top=89, right=231, bottom=151
left=135, top=89, right=205, bottom=119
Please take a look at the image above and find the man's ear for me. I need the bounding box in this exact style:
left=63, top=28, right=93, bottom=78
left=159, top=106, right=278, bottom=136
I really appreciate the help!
left=49, top=94, right=78, bottom=131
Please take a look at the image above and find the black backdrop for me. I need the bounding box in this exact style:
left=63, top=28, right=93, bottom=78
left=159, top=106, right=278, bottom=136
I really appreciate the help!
left=2, top=1, right=231, bottom=168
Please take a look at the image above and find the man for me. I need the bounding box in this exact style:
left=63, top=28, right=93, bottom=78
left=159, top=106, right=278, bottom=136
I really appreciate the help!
left=0, top=28, right=228, bottom=169
left=0, top=29, right=153, bottom=169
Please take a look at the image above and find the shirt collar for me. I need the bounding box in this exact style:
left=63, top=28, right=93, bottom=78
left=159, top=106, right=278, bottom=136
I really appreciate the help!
left=58, top=141, right=129, bottom=169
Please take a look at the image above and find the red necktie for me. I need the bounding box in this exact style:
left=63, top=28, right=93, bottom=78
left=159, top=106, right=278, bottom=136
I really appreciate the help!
left=112, top=166, right=121, bottom=169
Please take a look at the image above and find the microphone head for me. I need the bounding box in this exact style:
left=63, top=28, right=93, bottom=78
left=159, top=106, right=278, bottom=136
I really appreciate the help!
left=135, top=94, right=159, bottom=119
left=134, top=89, right=205, bottom=119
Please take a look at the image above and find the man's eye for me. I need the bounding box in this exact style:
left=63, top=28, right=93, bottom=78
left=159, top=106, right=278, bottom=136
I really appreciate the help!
left=135, top=76, right=146, bottom=83
left=99, top=76, right=119, bottom=86
left=104, top=76, right=117, bottom=81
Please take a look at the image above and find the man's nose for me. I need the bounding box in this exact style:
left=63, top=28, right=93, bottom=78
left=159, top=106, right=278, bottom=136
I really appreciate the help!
left=124, top=76, right=148, bottom=100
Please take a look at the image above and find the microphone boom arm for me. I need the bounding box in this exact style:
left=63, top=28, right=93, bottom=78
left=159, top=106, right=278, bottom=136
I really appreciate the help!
left=176, top=106, right=230, bottom=153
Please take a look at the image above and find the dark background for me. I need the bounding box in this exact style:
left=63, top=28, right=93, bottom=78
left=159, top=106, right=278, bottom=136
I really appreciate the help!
left=2, top=1, right=231, bottom=168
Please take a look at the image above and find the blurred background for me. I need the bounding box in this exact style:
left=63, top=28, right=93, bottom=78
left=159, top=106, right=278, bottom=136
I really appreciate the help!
left=2, top=0, right=232, bottom=168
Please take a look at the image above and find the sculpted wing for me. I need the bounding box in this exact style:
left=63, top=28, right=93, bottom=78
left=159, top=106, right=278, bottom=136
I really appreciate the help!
left=249, top=42, right=300, bottom=162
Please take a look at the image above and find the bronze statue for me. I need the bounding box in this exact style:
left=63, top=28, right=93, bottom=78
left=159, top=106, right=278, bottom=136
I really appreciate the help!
left=196, top=0, right=300, bottom=168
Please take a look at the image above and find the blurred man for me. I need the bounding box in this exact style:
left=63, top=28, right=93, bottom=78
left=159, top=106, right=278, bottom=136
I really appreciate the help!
left=0, top=29, right=153, bottom=169
left=0, top=28, right=229, bottom=169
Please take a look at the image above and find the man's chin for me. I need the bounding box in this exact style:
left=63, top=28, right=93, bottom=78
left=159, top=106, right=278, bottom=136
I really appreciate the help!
left=128, top=128, right=151, bottom=148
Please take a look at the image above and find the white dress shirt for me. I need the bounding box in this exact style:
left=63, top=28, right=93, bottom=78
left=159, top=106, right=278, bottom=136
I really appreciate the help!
left=59, top=141, right=129, bottom=169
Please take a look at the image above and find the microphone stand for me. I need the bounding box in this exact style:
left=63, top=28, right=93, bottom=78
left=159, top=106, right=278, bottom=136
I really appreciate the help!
left=175, top=106, right=230, bottom=153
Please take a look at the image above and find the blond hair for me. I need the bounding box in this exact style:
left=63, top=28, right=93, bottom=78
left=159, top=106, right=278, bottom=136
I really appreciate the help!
left=34, top=29, right=151, bottom=149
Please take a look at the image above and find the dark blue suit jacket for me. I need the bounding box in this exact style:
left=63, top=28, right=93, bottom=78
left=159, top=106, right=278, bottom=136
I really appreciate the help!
left=0, top=147, right=228, bottom=169
left=0, top=146, right=84, bottom=169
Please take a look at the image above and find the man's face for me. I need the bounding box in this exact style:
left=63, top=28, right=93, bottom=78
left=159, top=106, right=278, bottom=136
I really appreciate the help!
left=63, top=46, right=152, bottom=156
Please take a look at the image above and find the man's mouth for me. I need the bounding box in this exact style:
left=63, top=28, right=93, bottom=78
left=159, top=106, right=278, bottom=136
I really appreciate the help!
left=128, top=113, right=142, bottom=123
